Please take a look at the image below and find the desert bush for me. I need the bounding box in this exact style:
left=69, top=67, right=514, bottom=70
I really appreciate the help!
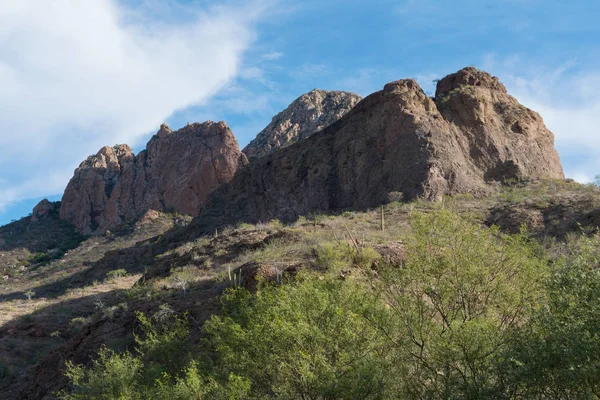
left=30, top=252, right=51, bottom=264
left=506, top=234, right=600, bottom=398
left=105, top=268, right=127, bottom=281
left=372, top=209, right=548, bottom=398
left=204, top=272, right=394, bottom=399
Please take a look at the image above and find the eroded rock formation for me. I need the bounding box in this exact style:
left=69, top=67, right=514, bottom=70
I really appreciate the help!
left=31, top=199, right=60, bottom=222
left=193, top=67, right=564, bottom=231
left=242, top=89, right=362, bottom=160
left=60, top=121, right=247, bottom=234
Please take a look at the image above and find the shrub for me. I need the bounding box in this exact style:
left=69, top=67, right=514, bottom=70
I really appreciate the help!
left=62, top=348, right=143, bottom=400
left=30, top=252, right=51, bottom=264
left=61, top=313, right=199, bottom=400
left=105, top=269, right=127, bottom=281
left=506, top=234, right=600, bottom=398
left=204, top=273, right=394, bottom=399
left=373, top=209, right=548, bottom=398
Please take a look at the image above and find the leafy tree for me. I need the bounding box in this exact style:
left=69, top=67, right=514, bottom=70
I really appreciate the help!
left=372, top=209, right=548, bottom=398
left=203, top=273, right=394, bottom=399
left=507, top=234, right=600, bottom=398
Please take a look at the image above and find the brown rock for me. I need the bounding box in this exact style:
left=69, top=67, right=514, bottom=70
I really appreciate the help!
left=193, top=67, right=564, bottom=232
left=60, top=121, right=247, bottom=234
left=31, top=199, right=60, bottom=222
left=242, top=89, right=362, bottom=160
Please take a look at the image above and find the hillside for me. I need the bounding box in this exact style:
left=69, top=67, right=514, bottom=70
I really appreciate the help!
left=0, top=180, right=599, bottom=398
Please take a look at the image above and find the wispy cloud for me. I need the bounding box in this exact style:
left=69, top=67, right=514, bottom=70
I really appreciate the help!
left=0, top=0, right=273, bottom=211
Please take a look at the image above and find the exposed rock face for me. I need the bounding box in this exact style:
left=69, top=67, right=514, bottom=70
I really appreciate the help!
left=31, top=199, right=60, bottom=222
left=194, top=67, right=564, bottom=231
left=242, top=89, right=362, bottom=160
left=60, top=121, right=247, bottom=234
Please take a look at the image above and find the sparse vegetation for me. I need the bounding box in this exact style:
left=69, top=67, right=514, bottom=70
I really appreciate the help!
left=2, top=187, right=600, bottom=398
left=55, top=207, right=600, bottom=399
left=105, top=268, right=127, bottom=282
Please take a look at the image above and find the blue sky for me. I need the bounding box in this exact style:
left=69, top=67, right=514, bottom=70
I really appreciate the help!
left=1, top=0, right=599, bottom=226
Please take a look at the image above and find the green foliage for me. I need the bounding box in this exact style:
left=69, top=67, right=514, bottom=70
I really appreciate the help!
left=314, top=242, right=351, bottom=271
left=62, top=348, right=143, bottom=400
left=61, top=312, right=192, bottom=399
left=294, top=215, right=308, bottom=225
left=30, top=252, right=51, bottom=264
left=373, top=209, right=548, bottom=398
left=507, top=234, right=600, bottom=398
left=268, top=219, right=283, bottom=230
left=204, top=273, right=393, bottom=399
left=134, top=311, right=191, bottom=379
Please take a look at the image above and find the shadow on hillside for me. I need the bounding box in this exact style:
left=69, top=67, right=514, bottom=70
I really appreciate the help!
left=0, top=275, right=224, bottom=399
left=0, top=238, right=177, bottom=303
left=0, top=214, right=86, bottom=255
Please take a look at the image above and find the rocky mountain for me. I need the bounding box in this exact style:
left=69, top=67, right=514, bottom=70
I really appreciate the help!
left=60, top=121, right=247, bottom=234
left=2, top=67, right=599, bottom=400
left=193, top=67, right=564, bottom=231
left=242, top=89, right=362, bottom=160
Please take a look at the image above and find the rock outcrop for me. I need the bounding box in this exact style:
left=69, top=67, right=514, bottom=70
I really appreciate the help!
left=193, top=67, right=564, bottom=231
left=242, top=89, right=362, bottom=160
left=60, top=121, right=247, bottom=234
left=31, top=199, right=60, bottom=222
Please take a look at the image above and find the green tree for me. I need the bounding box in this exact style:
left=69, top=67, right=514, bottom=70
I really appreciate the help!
left=373, top=209, right=548, bottom=399
left=507, top=234, right=600, bottom=398
left=203, top=273, right=394, bottom=399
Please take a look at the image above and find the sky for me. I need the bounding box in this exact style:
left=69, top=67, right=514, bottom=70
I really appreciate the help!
left=1, top=0, right=599, bottom=226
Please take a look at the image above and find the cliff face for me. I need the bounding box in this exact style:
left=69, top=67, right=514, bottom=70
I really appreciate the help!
left=193, top=67, right=564, bottom=231
left=242, top=89, right=362, bottom=160
left=60, top=121, right=247, bottom=234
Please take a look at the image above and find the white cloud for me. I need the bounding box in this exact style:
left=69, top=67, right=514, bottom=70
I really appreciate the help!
left=482, top=54, right=600, bottom=182
left=0, top=0, right=271, bottom=211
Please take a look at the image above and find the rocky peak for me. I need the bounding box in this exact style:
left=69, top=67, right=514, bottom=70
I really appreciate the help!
left=31, top=199, right=60, bottom=222
left=383, top=79, right=437, bottom=112
left=435, top=67, right=507, bottom=98
left=242, top=89, right=362, bottom=160
left=60, top=121, right=246, bottom=234
left=156, top=123, right=172, bottom=139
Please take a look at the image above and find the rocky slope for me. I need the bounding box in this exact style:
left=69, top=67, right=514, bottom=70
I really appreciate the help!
left=193, top=67, right=564, bottom=231
left=60, top=121, right=247, bottom=234
left=242, top=89, right=362, bottom=160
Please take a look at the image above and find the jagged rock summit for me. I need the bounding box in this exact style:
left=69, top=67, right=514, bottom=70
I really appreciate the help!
left=60, top=121, right=247, bottom=234
left=194, top=67, right=564, bottom=231
left=242, top=89, right=362, bottom=160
